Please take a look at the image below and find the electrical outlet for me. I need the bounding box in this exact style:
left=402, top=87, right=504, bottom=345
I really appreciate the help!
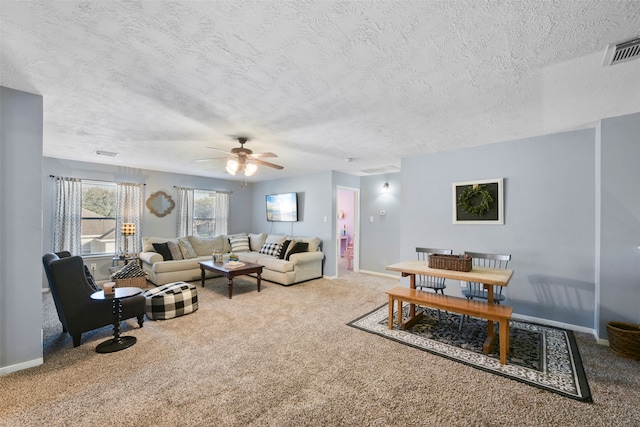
left=90, top=263, right=97, bottom=271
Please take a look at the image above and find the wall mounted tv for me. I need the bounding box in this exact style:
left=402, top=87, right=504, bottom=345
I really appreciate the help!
left=266, top=192, right=298, bottom=222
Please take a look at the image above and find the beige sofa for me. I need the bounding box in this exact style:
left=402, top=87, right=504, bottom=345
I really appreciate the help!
left=138, top=233, right=324, bottom=286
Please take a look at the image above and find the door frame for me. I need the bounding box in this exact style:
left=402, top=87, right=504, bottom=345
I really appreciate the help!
left=336, top=185, right=360, bottom=276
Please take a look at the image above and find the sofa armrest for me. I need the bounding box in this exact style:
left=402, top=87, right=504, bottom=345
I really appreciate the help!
left=289, top=251, right=324, bottom=265
left=139, top=251, right=164, bottom=265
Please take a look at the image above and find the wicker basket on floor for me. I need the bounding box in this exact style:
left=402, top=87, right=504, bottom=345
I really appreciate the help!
left=428, top=254, right=472, bottom=272
left=114, top=276, right=148, bottom=289
left=606, top=321, right=640, bottom=360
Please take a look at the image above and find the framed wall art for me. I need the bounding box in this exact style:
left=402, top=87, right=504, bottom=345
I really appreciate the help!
left=452, top=178, right=504, bottom=224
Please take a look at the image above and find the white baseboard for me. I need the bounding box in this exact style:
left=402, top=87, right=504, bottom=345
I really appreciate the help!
left=358, top=269, right=399, bottom=280
left=0, top=357, right=43, bottom=376
left=511, top=312, right=608, bottom=345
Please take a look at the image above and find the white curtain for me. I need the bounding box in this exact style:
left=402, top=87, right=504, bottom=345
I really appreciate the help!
left=176, top=186, right=194, bottom=237
left=212, top=192, right=230, bottom=236
left=116, top=183, right=145, bottom=255
left=53, top=177, right=82, bottom=255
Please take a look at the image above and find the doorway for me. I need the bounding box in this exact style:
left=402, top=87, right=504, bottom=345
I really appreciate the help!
left=336, top=186, right=359, bottom=277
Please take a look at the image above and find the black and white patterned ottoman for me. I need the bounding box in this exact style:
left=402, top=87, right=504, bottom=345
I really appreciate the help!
left=144, top=282, right=198, bottom=320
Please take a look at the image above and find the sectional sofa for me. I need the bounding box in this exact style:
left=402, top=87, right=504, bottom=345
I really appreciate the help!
left=138, top=233, right=324, bottom=286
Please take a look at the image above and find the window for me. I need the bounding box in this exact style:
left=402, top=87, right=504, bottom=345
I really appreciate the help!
left=192, top=190, right=229, bottom=237
left=81, top=181, right=117, bottom=255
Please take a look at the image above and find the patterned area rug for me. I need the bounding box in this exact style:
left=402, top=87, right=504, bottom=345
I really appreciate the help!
left=348, top=304, right=592, bottom=402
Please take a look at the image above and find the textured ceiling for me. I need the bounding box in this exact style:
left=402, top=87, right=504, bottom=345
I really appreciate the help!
left=2, top=1, right=639, bottom=181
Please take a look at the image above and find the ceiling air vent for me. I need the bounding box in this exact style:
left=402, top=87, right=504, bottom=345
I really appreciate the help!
left=603, top=37, right=640, bottom=66
left=360, top=165, right=401, bottom=175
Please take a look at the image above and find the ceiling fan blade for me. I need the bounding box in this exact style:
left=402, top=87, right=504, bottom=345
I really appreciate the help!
left=206, top=146, right=233, bottom=155
left=253, top=158, right=284, bottom=170
left=248, top=152, right=278, bottom=159
left=195, top=157, right=225, bottom=162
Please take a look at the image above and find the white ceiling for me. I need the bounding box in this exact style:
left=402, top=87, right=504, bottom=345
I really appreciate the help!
left=2, top=1, right=639, bottom=182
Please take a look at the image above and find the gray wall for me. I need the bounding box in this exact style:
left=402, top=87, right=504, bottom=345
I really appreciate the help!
left=42, top=157, right=253, bottom=282
left=0, top=87, right=44, bottom=374
left=251, top=172, right=334, bottom=276
left=359, top=173, right=402, bottom=275
left=597, top=113, right=640, bottom=336
left=401, top=128, right=597, bottom=329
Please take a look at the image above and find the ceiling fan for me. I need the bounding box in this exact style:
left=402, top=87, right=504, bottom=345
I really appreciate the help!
left=197, top=137, right=284, bottom=176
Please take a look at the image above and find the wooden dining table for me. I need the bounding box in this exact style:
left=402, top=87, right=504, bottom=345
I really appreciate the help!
left=385, top=260, right=514, bottom=354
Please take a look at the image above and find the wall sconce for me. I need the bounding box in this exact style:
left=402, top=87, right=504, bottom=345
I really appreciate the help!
left=382, top=182, right=389, bottom=192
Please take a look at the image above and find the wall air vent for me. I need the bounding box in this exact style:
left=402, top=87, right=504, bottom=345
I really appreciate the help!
left=603, top=37, right=640, bottom=66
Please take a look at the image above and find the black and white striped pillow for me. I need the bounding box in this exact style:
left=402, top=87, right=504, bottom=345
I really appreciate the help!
left=229, top=236, right=250, bottom=253
left=111, top=262, right=146, bottom=279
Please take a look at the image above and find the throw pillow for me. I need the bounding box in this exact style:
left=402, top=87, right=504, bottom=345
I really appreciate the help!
left=249, top=233, right=267, bottom=251
left=259, top=242, right=281, bottom=257
left=265, top=234, right=287, bottom=245
left=178, top=237, right=198, bottom=259
left=277, top=240, right=291, bottom=259
left=167, top=241, right=183, bottom=260
left=286, top=241, right=308, bottom=261
left=111, top=262, right=146, bottom=279
left=229, top=236, right=250, bottom=253
left=152, top=242, right=173, bottom=261
left=84, top=265, right=100, bottom=292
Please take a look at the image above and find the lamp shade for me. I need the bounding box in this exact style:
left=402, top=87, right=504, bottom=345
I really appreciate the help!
left=121, top=223, right=136, bottom=236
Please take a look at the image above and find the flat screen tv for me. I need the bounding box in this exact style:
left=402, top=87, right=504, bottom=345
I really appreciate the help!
left=266, top=192, right=298, bottom=222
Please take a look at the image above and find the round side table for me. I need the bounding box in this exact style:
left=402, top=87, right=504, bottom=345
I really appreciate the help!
left=90, top=287, right=142, bottom=353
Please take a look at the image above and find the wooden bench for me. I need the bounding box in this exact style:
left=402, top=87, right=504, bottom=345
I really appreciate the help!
left=385, top=286, right=514, bottom=364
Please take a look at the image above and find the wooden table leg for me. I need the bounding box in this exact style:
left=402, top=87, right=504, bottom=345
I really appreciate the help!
left=409, top=274, right=416, bottom=319
left=227, top=277, right=233, bottom=299
left=499, top=319, right=509, bottom=365
left=257, top=271, right=261, bottom=292
left=201, top=267, right=206, bottom=287
left=397, top=300, right=403, bottom=326
left=388, top=295, right=394, bottom=329
left=482, top=284, right=495, bottom=354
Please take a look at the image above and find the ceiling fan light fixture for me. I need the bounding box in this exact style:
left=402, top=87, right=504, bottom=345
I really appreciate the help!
left=244, top=162, right=258, bottom=176
left=226, top=159, right=239, bottom=175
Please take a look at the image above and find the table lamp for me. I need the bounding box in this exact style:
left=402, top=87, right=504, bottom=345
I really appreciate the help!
left=121, top=223, right=136, bottom=256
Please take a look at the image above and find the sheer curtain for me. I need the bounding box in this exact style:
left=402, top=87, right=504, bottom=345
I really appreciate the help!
left=116, top=183, right=145, bottom=255
left=212, top=191, right=230, bottom=236
left=53, top=177, right=82, bottom=255
left=176, top=186, right=194, bottom=237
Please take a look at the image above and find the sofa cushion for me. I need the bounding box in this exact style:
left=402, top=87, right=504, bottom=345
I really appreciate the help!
left=142, top=236, right=179, bottom=253
left=258, top=257, right=295, bottom=273
left=259, top=242, right=281, bottom=257
left=296, top=237, right=321, bottom=252
left=188, top=235, right=224, bottom=256
left=229, top=235, right=250, bottom=253
left=249, top=233, right=267, bottom=251
left=152, top=242, right=173, bottom=261
left=286, top=241, right=309, bottom=260
left=167, top=241, right=183, bottom=260
left=277, top=240, right=291, bottom=259
left=265, top=234, right=287, bottom=245
left=178, top=237, right=198, bottom=259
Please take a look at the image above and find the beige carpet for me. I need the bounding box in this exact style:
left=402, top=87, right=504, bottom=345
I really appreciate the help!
left=1, top=273, right=639, bottom=426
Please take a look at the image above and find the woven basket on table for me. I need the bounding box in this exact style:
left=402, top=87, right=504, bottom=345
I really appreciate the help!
left=606, top=321, right=640, bottom=360
left=114, top=276, right=148, bottom=289
left=428, top=254, right=472, bottom=272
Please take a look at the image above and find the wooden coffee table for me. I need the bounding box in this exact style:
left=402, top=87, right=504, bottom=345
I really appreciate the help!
left=199, top=260, right=263, bottom=299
